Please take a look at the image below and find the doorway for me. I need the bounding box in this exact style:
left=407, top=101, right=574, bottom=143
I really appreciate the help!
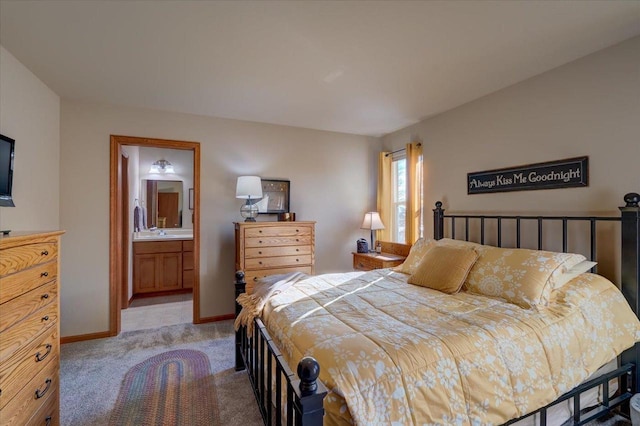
left=109, top=135, right=201, bottom=336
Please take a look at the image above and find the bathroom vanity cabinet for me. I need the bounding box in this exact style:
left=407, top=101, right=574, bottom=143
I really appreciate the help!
left=133, top=240, right=192, bottom=294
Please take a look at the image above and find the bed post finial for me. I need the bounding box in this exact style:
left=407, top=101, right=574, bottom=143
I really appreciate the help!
left=433, top=201, right=445, bottom=240
left=294, top=356, right=327, bottom=425
left=624, top=192, right=640, bottom=208
left=620, top=193, right=640, bottom=392
left=298, top=356, right=320, bottom=395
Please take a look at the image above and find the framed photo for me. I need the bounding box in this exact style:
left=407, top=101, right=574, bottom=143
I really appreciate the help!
left=258, top=179, right=290, bottom=214
left=188, top=188, right=194, bottom=210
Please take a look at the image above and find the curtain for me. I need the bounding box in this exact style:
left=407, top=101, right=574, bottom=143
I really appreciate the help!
left=405, top=142, right=423, bottom=244
left=377, top=152, right=392, bottom=242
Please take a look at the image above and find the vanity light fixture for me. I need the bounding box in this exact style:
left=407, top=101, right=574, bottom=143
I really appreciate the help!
left=236, top=176, right=263, bottom=222
left=149, top=159, right=175, bottom=174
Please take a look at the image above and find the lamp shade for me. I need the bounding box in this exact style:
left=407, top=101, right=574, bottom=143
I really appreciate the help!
left=361, top=212, right=385, bottom=230
left=236, top=176, right=263, bottom=199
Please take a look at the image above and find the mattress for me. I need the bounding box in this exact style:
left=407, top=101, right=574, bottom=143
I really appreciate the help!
left=261, top=269, right=640, bottom=425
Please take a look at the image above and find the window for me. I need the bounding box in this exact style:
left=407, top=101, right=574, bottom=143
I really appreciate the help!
left=378, top=143, right=423, bottom=244
left=391, top=156, right=406, bottom=243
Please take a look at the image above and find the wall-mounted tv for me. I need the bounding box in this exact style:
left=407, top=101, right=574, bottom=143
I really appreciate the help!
left=0, top=134, right=16, bottom=207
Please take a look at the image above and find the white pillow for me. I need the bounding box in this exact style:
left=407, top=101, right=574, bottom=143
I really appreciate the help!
left=552, top=260, right=598, bottom=289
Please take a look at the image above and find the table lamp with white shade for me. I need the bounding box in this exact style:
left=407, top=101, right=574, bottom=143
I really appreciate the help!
left=236, top=176, right=263, bottom=222
left=361, top=212, right=385, bottom=252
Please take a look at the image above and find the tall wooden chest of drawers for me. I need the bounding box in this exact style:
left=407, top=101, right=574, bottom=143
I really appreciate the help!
left=0, top=231, right=64, bottom=426
left=235, top=222, right=315, bottom=294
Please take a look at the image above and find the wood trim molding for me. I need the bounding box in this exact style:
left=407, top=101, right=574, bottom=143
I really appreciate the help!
left=61, top=330, right=111, bottom=344
left=198, top=313, right=235, bottom=323
left=109, top=135, right=201, bottom=337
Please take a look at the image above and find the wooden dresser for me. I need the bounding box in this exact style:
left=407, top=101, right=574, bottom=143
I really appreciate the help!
left=0, top=231, right=63, bottom=426
left=235, top=222, right=315, bottom=294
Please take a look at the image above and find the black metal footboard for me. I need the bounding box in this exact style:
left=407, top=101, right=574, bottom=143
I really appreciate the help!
left=235, top=271, right=327, bottom=426
left=504, top=363, right=635, bottom=425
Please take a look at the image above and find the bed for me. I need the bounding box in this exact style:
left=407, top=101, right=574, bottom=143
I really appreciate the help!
left=234, top=193, right=640, bottom=425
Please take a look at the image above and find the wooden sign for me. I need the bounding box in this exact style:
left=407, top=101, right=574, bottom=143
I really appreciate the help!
left=468, top=156, right=588, bottom=194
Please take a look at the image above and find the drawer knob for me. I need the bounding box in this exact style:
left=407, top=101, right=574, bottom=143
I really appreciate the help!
left=259, top=230, right=263, bottom=233
left=296, top=249, right=299, bottom=252
left=296, top=238, right=299, bottom=242
left=36, top=344, right=53, bottom=362
left=259, top=240, right=263, bottom=244
left=42, top=315, right=49, bottom=322
left=253, top=277, right=258, bottom=282
left=296, top=229, right=299, bottom=232
left=296, top=258, right=299, bottom=262
left=41, top=294, right=49, bottom=300
left=259, top=261, right=263, bottom=265
left=41, top=271, right=49, bottom=277
left=35, top=378, right=52, bottom=399
left=41, top=250, right=49, bottom=256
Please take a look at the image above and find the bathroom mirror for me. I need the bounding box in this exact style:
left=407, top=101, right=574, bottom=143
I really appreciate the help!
left=143, top=179, right=184, bottom=228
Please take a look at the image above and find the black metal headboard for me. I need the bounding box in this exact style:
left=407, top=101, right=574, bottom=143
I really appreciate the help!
left=432, top=192, right=640, bottom=390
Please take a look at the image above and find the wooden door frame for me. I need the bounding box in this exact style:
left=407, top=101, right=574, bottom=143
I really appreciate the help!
left=121, top=152, right=130, bottom=310
left=109, top=135, right=201, bottom=336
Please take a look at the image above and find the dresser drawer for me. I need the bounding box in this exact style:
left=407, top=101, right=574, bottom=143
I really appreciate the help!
left=245, top=235, right=312, bottom=248
left=25, top=389, right=58, bottom=426
left=245, top=255, right=312, bottom=270
left=244, top=266, right=313, bottom=294
left=0, top=302, right=58, bottom=364
left=0, top=261, right=57, bottom=305
left=0, top=355, right=58, bottom=426
left=1, top=281, right=58, bottom=334
left=245, top=226, right=312, bottom=238
left=0, top=242, right=58, bottom=277
left=245, top=245, right=312, bottom=258
left=0, top=326, right=58, bottom=410
left=353, top=255, right=379, bottom=271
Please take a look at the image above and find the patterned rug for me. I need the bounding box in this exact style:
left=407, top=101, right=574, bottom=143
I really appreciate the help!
left=109, top=349, right=220, bottom=425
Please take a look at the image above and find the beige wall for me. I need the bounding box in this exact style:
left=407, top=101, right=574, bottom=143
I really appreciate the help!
left=60, top=100, right=380, bottom=337
left=383, top=36, right=640, bottom=236
left=0, top=46, right=60, bottom=231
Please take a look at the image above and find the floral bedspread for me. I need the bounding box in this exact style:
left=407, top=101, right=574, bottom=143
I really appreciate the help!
left=262, top=269, right=640, bottom=425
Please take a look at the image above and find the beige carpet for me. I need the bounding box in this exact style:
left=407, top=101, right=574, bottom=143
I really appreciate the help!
left=60, top=320, right=262, bottom=426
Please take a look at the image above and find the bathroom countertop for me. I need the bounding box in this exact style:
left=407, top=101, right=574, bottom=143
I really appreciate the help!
left=133, top=229, right=193, bottom=242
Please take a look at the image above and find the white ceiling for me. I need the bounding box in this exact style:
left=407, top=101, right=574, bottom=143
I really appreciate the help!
left=1, top=1, right=639, bottom=137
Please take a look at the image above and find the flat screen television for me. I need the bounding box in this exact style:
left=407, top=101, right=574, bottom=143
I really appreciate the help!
left=0, top=134, right=16, bottom=207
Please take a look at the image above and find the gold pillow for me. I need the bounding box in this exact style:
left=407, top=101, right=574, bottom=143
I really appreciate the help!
left=465, top=246, right=586, bottom=308
left=393, top=238, right=435, bottom=275
left=408, top=245, right=479, bottom=294
left=437, top=238, right=483, bottom=250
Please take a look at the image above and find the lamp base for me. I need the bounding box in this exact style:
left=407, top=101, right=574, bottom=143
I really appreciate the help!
left=240, top=201, right=259, bottom=222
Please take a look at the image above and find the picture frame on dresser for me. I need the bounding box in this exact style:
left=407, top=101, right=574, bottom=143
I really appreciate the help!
left=259, top=179, right=290, bottom=214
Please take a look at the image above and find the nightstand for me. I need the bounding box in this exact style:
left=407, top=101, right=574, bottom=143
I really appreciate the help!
left=352, top=251, right=406, bottom=271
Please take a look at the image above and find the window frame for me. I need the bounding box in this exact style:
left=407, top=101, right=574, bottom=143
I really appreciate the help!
left=391, top=153, right=407, bottom=243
